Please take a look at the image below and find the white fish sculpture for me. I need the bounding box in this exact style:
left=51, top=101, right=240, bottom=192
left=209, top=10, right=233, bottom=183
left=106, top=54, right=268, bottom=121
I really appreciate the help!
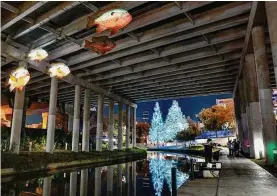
left=49, top=62, right=70, bottom=79
left=28, top=49, right=48, bottom=62
left=8, top=66, right=30, bottom=92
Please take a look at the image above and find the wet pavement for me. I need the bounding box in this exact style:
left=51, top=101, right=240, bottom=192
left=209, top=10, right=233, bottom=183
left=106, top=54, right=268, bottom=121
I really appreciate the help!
left=178, top=148, right=277, bottom=196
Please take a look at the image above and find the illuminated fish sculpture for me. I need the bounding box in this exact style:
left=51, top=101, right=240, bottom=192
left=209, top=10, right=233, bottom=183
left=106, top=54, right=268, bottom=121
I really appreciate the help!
left=28, top=49, right=48, bottom=62
left=87, top=8, right=132, bottom=35
left=84, top=36, right=116, bottom=55
left=8, top=66, right=30, bottom=92
left=49, top=62, right=70, bottom=79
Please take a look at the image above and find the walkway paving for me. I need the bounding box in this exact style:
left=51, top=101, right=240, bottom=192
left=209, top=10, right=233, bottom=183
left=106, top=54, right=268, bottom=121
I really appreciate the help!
left=178, top=148, right=277, bottom=196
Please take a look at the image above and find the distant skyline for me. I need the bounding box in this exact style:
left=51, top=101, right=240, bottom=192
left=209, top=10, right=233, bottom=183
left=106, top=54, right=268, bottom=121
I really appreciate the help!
left=26, top=93, right=232, bottom=124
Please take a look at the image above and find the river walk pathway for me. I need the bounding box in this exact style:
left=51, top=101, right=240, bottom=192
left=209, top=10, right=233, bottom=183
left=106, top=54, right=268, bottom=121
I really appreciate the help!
left=178, top=148, right=277, bottom=196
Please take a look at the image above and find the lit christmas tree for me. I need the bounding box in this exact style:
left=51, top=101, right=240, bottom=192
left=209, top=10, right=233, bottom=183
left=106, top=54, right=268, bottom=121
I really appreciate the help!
left=163, top=100, right=188, bottom=141
left=149, top=102, right=164, bottom=145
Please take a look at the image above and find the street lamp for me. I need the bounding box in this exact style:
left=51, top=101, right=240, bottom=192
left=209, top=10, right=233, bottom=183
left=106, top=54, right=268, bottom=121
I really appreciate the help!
left=273, top=148, right=277, bottom=168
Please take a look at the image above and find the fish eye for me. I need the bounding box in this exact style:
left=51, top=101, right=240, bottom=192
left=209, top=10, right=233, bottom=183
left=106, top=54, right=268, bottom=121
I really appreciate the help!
left=111, top=12, right=115, bottom=16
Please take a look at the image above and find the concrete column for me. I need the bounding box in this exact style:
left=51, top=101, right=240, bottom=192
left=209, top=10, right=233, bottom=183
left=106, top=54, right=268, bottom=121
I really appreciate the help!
left=82, top=89, right=91, bottom=152
left=238, top=79, right=249, bottom=153
left=118, top=102, right=123, bottom=150
left=108, top=100, right=114, bottom=151
left=70, top=171, right=77, bottom=196
left=132, top=106, right=137, bottom=147
left=72, top=85, right=81, bottom=152
left=9, top=89, right=25, bottom=153
left=265, top=2, right=277, bottom=86
left=132, top=162, right=137, bottom=196
left=117, top=164, right=123, bottom=195
left=46, top=77, right=58, bottom=153
left=234, top=95, right=243, bottom=146
left=95, top=167, right=101, bottom=196
left=96, top=94, right=104, bottom=151
left=126, top=105, right=131, bottom=149
left=244, top=54, right=265, bottom=159
left=252, top=26, right=277, bottom=165
left=66, top=104, right=74, bottom=132
left=42, top=176, right=52, bottom=196
left=107, top=165, right=113, bottom=196
left=80, top=169, right=88, bottom=196
left=242, top=68, right=255, bottom=158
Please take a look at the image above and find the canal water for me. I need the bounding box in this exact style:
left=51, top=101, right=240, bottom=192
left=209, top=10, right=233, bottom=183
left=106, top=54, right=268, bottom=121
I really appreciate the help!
left=1, top=152, right=204, bottom=196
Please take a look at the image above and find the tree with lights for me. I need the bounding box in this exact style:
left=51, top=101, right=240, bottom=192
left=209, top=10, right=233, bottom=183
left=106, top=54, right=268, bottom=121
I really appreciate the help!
left=163, top=100, right=188, bottom=141
left=149, top=102, right=164, bottom=145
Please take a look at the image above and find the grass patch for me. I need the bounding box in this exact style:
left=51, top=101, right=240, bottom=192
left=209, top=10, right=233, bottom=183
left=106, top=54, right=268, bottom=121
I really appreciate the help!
left=1, top=148, right=146, bottom=171
left=251, top=159, right=277, bottom=178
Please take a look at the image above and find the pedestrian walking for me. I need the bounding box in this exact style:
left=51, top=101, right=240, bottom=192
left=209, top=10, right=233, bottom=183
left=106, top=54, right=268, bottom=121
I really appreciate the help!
left=204, top=138, right=213, bottom=163
left=227, top=140, right=232, bottom=156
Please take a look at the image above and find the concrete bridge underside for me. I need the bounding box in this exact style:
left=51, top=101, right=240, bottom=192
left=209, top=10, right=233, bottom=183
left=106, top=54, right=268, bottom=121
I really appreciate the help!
left=1, top=1, right=277, bottom=164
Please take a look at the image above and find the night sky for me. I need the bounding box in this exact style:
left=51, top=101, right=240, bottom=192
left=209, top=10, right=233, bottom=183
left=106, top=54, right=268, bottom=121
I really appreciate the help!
left=26, top=93, right=232, bottom=124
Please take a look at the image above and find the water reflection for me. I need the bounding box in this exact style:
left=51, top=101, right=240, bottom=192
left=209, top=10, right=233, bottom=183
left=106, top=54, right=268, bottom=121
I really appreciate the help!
left=148, top=153, right=189, bottom=196
left=2, top=152, right=196, bottom=196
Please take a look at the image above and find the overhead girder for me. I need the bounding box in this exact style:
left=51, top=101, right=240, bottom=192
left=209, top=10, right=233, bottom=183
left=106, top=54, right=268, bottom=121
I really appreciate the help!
left=31, top=1, right=147, bottom=49
left=1, top=41, right=136, bottom=106
left=73, top=27, right=246, bottom=78
left=47, top=1, right=215, bottom=61
left=97, top=52, right=241, bottom=86
left=11, top=1, right=81, bottom=39
left=66, top=2, right=251, bottom=66
left=1, top=1, right=46, bottom=31
left=87, top=41, right=243, bottom=82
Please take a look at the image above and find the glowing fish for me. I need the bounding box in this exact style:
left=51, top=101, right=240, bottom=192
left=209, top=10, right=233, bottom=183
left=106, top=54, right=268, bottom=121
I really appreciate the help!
left=84, top=36, right=116, bottom=55
left=48, top=62, right=70, bottom=79
left=8, top=66, right=30, bottom=92
left=87, top=8, right=132, bottom=35
left=28, top=49, right=48, bottom=62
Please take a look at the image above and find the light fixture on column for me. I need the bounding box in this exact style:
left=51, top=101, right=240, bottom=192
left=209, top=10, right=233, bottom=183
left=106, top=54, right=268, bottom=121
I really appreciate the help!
left=28, top=48, right=48, bottom=62
left=7, top=65, right=30, bottom=92
left=48, top=62, right=70, bottom=79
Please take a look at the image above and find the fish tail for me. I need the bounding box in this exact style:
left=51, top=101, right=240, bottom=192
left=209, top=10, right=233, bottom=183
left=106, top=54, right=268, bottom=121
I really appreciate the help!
left=86, top=16, right=96, bottom=29
left=110, top=27, right=120, bottom=36
left=84, top=40, right=91, bottom=48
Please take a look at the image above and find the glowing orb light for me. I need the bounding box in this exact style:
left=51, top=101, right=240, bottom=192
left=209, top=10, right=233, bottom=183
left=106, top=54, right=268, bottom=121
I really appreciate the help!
left=49, top=62, right=70, bottom=79
left=28, top=48, right=48, bottom=62
left=8, top=66, right=30, bottom=92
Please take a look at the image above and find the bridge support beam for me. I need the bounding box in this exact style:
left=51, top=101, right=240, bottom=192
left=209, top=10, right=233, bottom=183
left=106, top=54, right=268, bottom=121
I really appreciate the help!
left=9, top=89, right=25, bottom=154
left=244, top=54, right=264, bottom=159
left=126, top=105, right=131, bottom=148
left=46, top=77, right=58, bottom=153
left=238, top=79, right=249, bottom=153
left=108, top=99, right=114, bottom=151
left=72, top=85, right=81, bottom=152
left=132, top=106, right=137, bottom=147
left=96, top=94, right=104, bottom=151
left=82, top=89, right=91, bottom=152
left=118, top=102, right=123, bottom=150
left=252, top=26, right=277, bottom=165
left=265, top=1, right=277, bottom=86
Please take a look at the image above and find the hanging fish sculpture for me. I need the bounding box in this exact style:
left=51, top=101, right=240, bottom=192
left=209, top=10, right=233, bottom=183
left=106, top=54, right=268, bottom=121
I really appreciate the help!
left=8, top=66, right=30, bottom=92
left=28, top=49, right=48, bottom=62
left=87, top=8, right=132, bottom=35
left=84, top=36, right=116, bottom=55
left=48, top=62, right=70, bottom=79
